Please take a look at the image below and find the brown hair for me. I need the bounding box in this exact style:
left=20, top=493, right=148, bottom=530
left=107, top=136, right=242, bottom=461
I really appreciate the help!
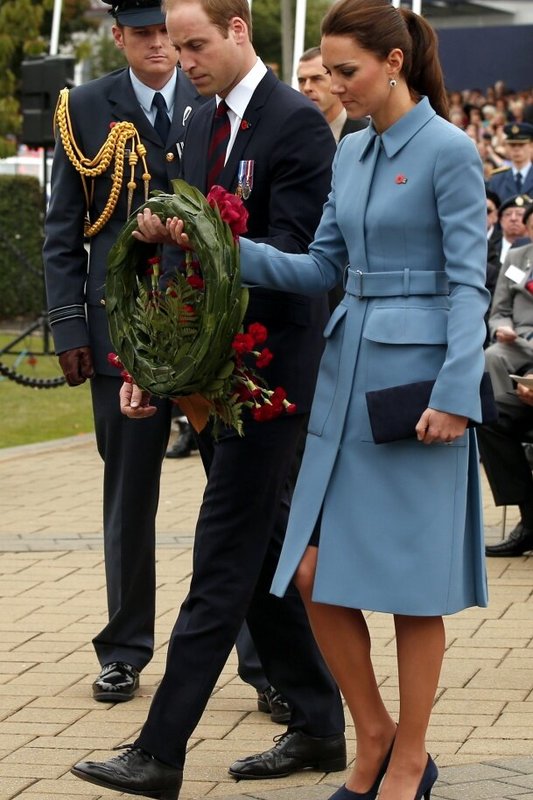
left=163, top=0, right=252, bottom=39
left=299, top=46, right=322, bottom=63
left=321, top=0, right=449, bottom=119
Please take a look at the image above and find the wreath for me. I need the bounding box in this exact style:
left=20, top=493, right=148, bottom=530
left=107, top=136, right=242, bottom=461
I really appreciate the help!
left=105, top=179, right=295, bottom=434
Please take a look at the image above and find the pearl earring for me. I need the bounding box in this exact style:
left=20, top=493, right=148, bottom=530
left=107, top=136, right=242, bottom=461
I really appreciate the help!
left=389, top=78, right=397, bottom=87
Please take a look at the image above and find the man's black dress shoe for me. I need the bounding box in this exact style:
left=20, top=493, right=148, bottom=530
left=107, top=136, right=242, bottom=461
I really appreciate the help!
left=165, top=423, right=198, bottom=459
left=71, top=745, right=182, bottom=800
left=92, top=662, right=140, bottom=702
left=228, top=730, right=346, bottom=779
left=257, top=686, right=291, bottom=724
left=485, top=522, right=533, bottom=557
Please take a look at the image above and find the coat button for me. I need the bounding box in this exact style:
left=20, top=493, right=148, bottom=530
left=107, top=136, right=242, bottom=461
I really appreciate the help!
left=166, top=152, right=175, bottom=162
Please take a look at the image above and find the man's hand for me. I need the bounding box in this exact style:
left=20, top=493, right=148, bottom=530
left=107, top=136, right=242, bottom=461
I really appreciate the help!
left=132, top=208, right=190, bottom=248
left=119, top=381, right=158, bottom=418
left=495, top=326, right=517, bottom=344
left=132, top=208, right=173, bottom=244
left=58, top=347, right=95, bottom=386
left=517, top=382, right=533, bottom=407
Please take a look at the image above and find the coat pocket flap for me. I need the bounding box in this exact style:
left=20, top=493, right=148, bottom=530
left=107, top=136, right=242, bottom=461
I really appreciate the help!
left=323, top=303, right=348, bottom=338
left=363, top=307, right=448, bottom=345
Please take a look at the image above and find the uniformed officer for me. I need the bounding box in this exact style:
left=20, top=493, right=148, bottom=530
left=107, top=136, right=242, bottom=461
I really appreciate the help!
left=488, top=121, right=533, bottom=203
left=43, top=0, right=202, bottom=702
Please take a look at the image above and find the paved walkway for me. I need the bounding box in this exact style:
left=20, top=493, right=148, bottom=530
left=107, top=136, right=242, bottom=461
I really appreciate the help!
left=0, top=433, right=532, bottom=800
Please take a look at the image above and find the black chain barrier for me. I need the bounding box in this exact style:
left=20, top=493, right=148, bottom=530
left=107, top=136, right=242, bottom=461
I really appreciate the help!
left=0, top=360, right=66, bottom=388
left=0, top=228, right=67, bottom=388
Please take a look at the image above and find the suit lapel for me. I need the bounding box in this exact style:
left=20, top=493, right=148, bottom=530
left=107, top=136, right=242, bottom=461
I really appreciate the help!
left=168, top=72, right=203, bottom=152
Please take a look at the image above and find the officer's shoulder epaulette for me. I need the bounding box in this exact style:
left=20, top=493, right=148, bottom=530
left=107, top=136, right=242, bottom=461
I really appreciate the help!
left=490, top=165, right=511, bottom=176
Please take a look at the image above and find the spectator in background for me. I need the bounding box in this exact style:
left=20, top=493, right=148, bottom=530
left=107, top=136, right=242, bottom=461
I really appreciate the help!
left=480, top=241, right=533, bottom=557
left=486, top=189, right=501, bottom=246
left=492, top=194, right=530, bottom=265
left=513, top=202, right=533, bottom=249
left=297, top=46, right=368, bottom=143
left=488, top=122, right=533, bottom=202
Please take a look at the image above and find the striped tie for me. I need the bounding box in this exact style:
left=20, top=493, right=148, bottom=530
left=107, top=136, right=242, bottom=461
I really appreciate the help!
left=206, top=100, right=230, bottom=190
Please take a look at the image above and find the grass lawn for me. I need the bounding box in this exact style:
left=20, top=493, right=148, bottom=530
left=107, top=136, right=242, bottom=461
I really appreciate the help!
left=0, top=331, right=94, bottom=449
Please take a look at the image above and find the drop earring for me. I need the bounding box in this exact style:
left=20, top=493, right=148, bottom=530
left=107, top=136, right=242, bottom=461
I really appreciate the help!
left=389, top=78, right=397, bottom=87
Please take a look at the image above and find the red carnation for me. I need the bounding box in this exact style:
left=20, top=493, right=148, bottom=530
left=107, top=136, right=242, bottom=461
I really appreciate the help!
left=248, top=322, right=268, bottom=344
left=187, top=274, right=204, bottom=290
left=207, top=185, right=249, bottom=239
left=107, top=352, right=124, bottom=369
left=256, top=348, right=273, bottom=369
left=232, top=332, right=255, bottom=354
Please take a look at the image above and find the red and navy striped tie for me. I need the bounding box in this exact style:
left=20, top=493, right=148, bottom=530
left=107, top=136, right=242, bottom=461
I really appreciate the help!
left=206, top=100, right=230, bottom=190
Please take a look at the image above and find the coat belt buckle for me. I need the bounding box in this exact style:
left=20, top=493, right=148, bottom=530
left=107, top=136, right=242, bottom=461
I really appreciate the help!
left=355, top=269, right=364, bottom=299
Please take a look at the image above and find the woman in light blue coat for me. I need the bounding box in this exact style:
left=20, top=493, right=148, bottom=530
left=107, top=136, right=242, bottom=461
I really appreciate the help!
left=165, top=2, right=489, bottom=798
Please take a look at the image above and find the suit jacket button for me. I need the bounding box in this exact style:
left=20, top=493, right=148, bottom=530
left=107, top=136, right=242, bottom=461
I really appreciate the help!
left=166, top=152, right=175, bottom=162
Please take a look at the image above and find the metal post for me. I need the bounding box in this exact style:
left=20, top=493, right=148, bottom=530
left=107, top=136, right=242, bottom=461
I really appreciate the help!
left=291, top=0, right=307, bottom=88
left=50, top=0, right=63, bottom=56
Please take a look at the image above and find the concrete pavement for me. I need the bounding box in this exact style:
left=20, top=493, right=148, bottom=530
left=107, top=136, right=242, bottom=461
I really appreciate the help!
left=1, top=432, right=533, bottom=799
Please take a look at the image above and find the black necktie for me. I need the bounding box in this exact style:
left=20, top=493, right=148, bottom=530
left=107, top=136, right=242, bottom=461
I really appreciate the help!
left=152, top=92, right=170, bottom=143
left=515, top=171, right=523, bottom=194
left=206, top=100, right=231, bottom=190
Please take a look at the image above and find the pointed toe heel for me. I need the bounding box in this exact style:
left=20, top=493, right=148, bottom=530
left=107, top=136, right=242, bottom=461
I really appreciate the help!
left=415, top=755, right=438, bottom=800
left=328, top=738, right=395, bottom=800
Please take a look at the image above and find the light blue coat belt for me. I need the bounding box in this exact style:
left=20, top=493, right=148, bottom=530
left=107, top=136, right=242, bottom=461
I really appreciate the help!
left=344, top=268, right=449, bottom=298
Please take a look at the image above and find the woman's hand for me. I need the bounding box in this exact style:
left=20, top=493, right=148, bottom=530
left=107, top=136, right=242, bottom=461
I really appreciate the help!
left=415, top=408, right=468, bottom=445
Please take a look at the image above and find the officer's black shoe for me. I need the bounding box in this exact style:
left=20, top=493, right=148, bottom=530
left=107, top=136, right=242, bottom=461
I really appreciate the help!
left=165, top=423, right=198, bottom=459
left=92, top=662, right=140, bottom=702
left=257, top=686, right=291, bottom=724
left=485, top=522, right=533, bottom=557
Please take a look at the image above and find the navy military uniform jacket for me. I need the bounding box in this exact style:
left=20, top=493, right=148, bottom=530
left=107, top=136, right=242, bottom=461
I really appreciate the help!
left=44, top=67, right=202, bottom=375
left=488, top=164, right=533, bottom=203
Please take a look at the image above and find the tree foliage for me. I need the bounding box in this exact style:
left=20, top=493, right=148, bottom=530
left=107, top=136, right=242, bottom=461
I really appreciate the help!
left=0, top=0, right=93, bottom=156
left=252, top=0, right=331, bottom=75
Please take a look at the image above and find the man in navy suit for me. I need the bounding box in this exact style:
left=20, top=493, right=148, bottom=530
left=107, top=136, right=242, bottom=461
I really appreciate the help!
left=70, top=0, right=345, bottom=798
left=43, top=0, right=202, bottom=703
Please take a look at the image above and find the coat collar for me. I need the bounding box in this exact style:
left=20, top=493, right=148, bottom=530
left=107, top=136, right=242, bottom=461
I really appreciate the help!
left=360, top=96, right=436, bottom=160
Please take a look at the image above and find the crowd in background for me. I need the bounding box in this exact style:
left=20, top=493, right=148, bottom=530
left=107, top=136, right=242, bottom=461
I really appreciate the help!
left=447, top=81, right=533, bottom=181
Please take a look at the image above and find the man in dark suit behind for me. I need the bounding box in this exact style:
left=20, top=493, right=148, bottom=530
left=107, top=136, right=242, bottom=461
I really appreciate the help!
left=43, top=0, right=202, bottom=702
left=297, top=46, right=366, bottom=311
left=297, top=46, right=368, bottom=143
left=71, top=0, right=345, bottom=798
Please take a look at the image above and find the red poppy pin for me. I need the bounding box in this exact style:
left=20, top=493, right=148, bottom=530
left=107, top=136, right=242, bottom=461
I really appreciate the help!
left=395, top=174, right=408, bottom=184
left=109, top=121, right=117, bottom=129
left=240, top=120, right=251, bottom=130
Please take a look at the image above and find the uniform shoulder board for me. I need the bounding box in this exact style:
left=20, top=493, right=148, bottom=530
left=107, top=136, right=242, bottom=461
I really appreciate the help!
left=490, top=165, right=511, bottom=176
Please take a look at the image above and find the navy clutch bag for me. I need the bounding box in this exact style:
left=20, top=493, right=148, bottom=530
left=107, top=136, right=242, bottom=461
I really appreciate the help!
left=365, top=372, right=497, bottom=444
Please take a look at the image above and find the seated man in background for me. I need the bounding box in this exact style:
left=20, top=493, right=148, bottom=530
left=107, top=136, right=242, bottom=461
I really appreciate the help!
left=480, top=240, right=533, bottom=556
